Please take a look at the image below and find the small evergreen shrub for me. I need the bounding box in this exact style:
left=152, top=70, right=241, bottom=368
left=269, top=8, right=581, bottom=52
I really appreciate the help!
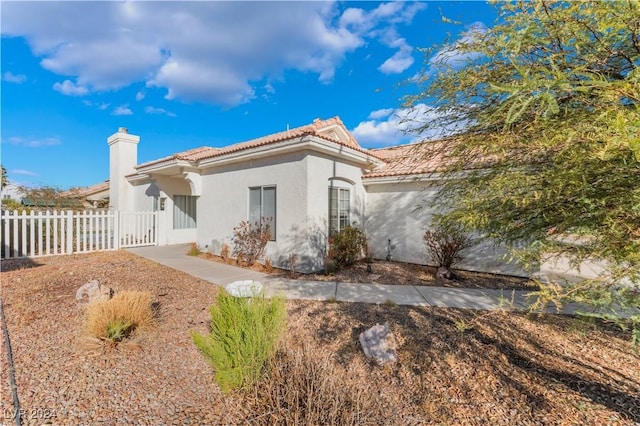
left=187, top=242, right=200, bottom=256
left=328, top=226, right=368, bottom=269
left=232, top=219, right=272, bottom=266
left=192, top=291, right=286, bottom=394
left=85, top=291, right=155, bottom=346
left=423, top=224, right=473, bottom=270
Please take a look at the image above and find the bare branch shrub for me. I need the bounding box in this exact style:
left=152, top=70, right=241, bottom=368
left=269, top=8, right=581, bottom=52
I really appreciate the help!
left=423, top=225, right=473, bottom=271
left=232, top=218, right=272, bottom=266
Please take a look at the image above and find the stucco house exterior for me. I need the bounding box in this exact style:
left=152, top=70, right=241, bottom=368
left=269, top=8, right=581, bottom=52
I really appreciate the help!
left=107, top=117, right=526, bottom=275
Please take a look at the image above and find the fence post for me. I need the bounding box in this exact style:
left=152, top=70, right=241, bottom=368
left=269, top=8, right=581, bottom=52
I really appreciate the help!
left=66, top=211, right=74, bottom=254
left=113, top=211, right=120, bottom=250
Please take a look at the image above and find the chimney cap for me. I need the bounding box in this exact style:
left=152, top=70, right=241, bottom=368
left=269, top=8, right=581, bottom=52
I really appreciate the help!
left=118, top=127, right=128, bottom=134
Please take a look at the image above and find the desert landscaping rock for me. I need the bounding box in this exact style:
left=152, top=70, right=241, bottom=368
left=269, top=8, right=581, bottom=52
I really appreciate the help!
left=75, top=279, right=113, bottom=305
left=359, top=322, right=398, bottom=365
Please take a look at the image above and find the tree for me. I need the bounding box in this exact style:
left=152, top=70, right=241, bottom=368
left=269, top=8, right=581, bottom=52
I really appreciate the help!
left=406, top=1, right=640, bottom=340
left=1, top=165, right=8, bottom=187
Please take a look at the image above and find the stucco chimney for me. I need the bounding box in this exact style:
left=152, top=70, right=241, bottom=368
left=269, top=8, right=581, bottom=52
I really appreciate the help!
left=108, top=127, right=140, bottom=211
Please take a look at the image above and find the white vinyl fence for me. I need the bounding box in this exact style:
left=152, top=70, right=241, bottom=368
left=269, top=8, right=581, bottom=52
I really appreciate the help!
left=1, top=210, right=158, bottom=259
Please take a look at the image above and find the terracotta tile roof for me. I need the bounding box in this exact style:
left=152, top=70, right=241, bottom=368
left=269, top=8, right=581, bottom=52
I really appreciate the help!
left=364, top=141, right=451, bottom=179
left=136, top=116, right=378, bottom=169
left=364, top=136, right=495, bottom=179
left=60, top=180, right=110, bottom=198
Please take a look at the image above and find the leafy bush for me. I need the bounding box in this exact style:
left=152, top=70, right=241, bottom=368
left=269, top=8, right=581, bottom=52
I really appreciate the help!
left=246, top=343, right=384, bottom=425
left=328, top=226, right=368, bottom=269
left=423, top=225, right=473, bottom=269
left=232, top=219, right=272, bottom=266
left=192, top=291, right=286, bottom=394
left=85, top=291, right=155, bottom=346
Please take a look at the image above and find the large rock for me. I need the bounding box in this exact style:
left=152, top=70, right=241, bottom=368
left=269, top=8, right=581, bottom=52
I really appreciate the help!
left=359, top=322, right=398, bottom=365
left=76, top=280, right=113, bottom=305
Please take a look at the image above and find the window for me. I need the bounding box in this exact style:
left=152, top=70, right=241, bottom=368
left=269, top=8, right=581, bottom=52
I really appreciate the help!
left=173, top=195, right=197, bottom=229
left=249, top=186, right=276, bottom=240
left=329, top=187, right=350, bottom=235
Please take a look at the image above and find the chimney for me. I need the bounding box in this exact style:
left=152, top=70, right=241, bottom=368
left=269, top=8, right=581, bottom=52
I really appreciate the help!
left=108, top=127, right=140, bottom=211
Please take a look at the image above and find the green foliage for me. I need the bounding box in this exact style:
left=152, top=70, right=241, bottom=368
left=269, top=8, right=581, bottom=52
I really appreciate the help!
left=1, top=165, right=8, bottom=187
left=191, top=291, right=286, bottom=394
left=187, top=242, right=200, bottom=256
left=106, top=319, right=133, bottom=342
left=407, top=1, right=640, bottom=341
left=1, top=198, right=22, bottom=211
left=232, top=218, right=272, bottom=266
left=327, top=226, right=368, bottom=269
left=423, top=224, right=473, bottom=269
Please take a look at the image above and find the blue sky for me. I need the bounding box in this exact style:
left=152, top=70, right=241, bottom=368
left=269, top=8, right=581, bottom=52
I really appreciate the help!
left=1, top=1, right=497, bottom=189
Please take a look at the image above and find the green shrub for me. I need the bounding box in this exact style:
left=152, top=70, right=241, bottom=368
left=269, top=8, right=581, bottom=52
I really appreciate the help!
left=328, top=226, right=368, bottom=269
left=192, top=291, right=286, bottom=394
left=186, top=242, right=200, bottom=256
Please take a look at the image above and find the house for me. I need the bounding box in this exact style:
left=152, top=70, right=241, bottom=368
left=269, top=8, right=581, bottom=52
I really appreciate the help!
left=1, top=184, right=25, bottom=204
left=60, top=181, right=110, bottom=208
left=107, top=117, right=526, bottom=275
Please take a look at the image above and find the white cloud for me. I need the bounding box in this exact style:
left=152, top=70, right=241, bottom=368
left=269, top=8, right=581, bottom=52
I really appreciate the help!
left=83, top=100, right=110, bottom=110
left=368, top=108, right=394, bottom=120
left=53, top=79, right=89, bottom=96
left=10, top=169, right=38, bottom=177
left=5, top=136, right=61, bottom=148
left=136, top=91, right=145, bottom=101
left=378, top=45, right=414, bottom=74
left=3, top=72, right=27, bottom=83
left=1, top=2, right=425, bottom=106
left=112, top=105, right=133, bottom=116
left=144, top=106, right=176, bottom=117
left=352, top=104, right=466, bottom=147
left=428, top=21, right=487, bottom=72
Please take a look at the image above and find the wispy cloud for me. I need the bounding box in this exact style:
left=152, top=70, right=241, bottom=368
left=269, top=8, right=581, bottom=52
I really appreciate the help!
left=352, top=104, right=466, bottom=147
left=135, top=91, right=145, bottom=101
left=82, top=100, right=110, bottom=110
left=10, top=169, right=38, bottom=177
left=3, top=71, right=27, bottom=83
left=5, top=136, right=62, bottom=148
left=144, top=106, right=176, bottom=117
left=53, top=79, right=89, bottom=96
left=112, top=105, right=133, bottom=116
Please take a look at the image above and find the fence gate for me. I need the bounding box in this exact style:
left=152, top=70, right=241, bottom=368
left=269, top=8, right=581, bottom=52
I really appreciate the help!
left=118, top=211, right=158, bottom=248
left=1, top=210, right=158, bottom=259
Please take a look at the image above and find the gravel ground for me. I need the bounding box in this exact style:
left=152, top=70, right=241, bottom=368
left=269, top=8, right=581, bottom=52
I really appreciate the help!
left=1, top=250, right=639, bottom=425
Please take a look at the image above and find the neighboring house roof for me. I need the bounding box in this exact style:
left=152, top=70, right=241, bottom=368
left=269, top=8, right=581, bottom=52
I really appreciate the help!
left=60, top=180, right=110, bottom=200
left=135, top=116, right=381, bottom=171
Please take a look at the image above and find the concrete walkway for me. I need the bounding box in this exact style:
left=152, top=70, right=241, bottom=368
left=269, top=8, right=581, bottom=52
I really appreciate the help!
left=127, top=244, right=566, bottom=312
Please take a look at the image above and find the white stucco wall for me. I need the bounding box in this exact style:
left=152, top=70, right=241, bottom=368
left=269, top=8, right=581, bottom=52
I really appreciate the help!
left=197, top=152, right=310, bottom=270
left=192, top=151, right=370, bottom=272
left=130, top=176, right=196, bottom=245
left=365, top=180, right=529, bottom=277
